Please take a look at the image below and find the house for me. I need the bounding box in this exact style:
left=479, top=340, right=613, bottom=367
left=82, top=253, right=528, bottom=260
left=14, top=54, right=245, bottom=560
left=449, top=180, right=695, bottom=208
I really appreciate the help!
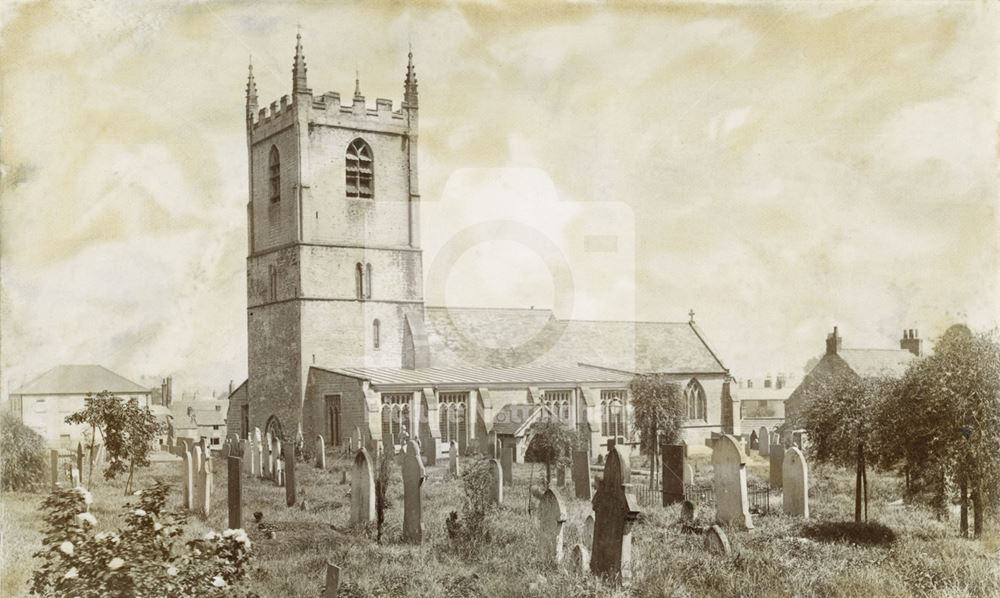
left=736, top=372, right=796, bottom=432
left=9, top=365, right=151, bottom=448
left=784, top=327, right=920, bottom=426
left=236, top=36, right=736, bottom=461
left=169, top=398, right=230, bottom=451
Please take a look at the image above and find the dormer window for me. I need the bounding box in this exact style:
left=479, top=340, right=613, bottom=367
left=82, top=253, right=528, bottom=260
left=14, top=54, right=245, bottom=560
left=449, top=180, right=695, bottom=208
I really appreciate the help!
left=346, top=138, right=373, bottom=199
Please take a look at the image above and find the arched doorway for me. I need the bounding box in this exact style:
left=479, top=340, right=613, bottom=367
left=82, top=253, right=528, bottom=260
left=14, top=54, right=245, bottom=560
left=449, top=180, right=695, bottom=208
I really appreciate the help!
left=264, top=415, right=284, bottom=442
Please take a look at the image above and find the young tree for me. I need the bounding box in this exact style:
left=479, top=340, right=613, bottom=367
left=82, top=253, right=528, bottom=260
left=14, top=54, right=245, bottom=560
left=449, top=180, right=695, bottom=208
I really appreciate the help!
left=0, top=411, right=48, bottom=492
left=629, top=375, right=685, bottom=489
left=374, top=448, right=392, bottom=544
left=524, top=420, right=576, bottom=486
left=65, top=392, right=164, bottom=495
left=800, top=371, right=893, bottom=523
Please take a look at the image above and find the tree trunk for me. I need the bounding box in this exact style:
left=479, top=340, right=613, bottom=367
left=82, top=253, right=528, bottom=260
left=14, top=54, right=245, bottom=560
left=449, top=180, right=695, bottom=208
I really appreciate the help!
left=971, top=481, right=982, bottom=539
left=861, top=448, right=868, bottom=523
left=545, top=462, right=551, bottom=488
left=125, top=461, right=135, bottom=496
left=854, top=445, right=863, bottom=524
left=960, top=476, right=969, bottom=538
left=87, top=423, right=97, bottom=487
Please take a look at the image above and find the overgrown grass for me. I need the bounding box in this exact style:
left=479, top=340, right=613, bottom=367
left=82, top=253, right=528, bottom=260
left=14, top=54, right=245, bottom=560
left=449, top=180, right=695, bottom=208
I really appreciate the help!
left=2, top=448, right=998, bottom=597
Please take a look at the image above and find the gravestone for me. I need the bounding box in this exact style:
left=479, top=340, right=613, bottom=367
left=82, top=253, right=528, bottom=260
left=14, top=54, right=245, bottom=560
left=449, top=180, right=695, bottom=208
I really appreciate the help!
left=572, top=450, right=593, bottom=501
left=227, top=457, right=242, bottom=535
left=240, top=440, right=251, bottom=475
left=661, top=443, right=686, bottom=506
left=199, top=454, right=213, bottom=517
left=590, top=444, right=640, bottom=584
left=501, top=446, right=514, bottom=485
left=324, top=561, right=340, bottom=598
left=703, top=524, right=732, bottom=555
left=316, top=435, right=326, bottom=469
left=274, top=438, right=283, bottom=487
left=352, top=426, right=362, bottom=450
left=423, top=438, right=436, bottom=466
left=285, top=441, right=296, bottom=507
left=263, top=432, right=273, bottom=480
left=749, top=430, right=758, bottom=450
left=782, top=447, right=809, bottom=518
left=681, top=500, right=696, bottom=523
left=70, top=467, right=80, bottom=487
left=489, top=458, right=503, bottom=506
left=684, top=464, right=694, bottom=485
left=181, top=447, right=194, bottom=510
left=50, top=450, right=59, bottom=490
left=758, top=426, right=770, bottom=457
left=570, top=544, right=590, bottom=574
left=538, top=488, right=567, bottom=566
left=711, top=434, right=753, bottom=529
left=350, top=449, right=376, bottom=526
left=402, top=440, right=425, bottom=543
left=582, top=513, right=594, bottom=550
left=769, top=446, right=784, bottom=489
left=192, top=446, right=206, bottom=515
left=780, top=429, right=793, bottom=448
left=276, top=457, right=285, bottom=487
left=448, top=441, right=460, bottom=476
left=253, top=428, right=263, bottom=477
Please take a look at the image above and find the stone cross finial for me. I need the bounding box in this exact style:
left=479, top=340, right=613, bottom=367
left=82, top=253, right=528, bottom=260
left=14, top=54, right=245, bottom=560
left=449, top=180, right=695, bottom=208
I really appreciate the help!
left=689, top=309, right=695, bottom=322
left=402, top=440, right=425, bottom=543
left=590, top=444, right=640, bottom=584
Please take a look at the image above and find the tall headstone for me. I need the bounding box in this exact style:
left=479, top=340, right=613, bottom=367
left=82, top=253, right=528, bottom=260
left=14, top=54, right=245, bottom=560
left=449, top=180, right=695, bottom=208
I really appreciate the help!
left=350, top=449, right=376, bottom=526
left=582, top=513, right=594, bottom=550
left=192, top=446, right=206, bottom=515
left=423, top=438, right=436, bottom=466
left=181, top=448, right=194, bottom=510
left=200, top=454, right=213, bottom=517
left=770, top=445, right=784, bottom=489
left=782, top=447, right=809, bottom=518
left=684, top=464, right=694, bottom=485
left=572, top=450, right=593, bottom=501
left=538, top=488, right=567, bottom=566
left=401, top=440, right=425, bottom=543
left=316, top=435, right=326, bottom=469
left=240, top=440, right=251, bottom=475
left=263, top=432, right=273, bottom=480
left=324, top=561, right=340, bottom=598
left=661, top=443, right=686, bottom=506
left=448, top=441, right=460, bottom=476
left=50, top=449, right=59, bottom=490
left=590, top=444, right=640, bottom=584
left=758, top=426, right=770, bottom=457
left=285, top=441, right=296, bottom=507
left=274, top=438, right=283, bottom=487
left=711, top=434, right=753, bottom=529
left=70, top=467, right=81, bottom=487
left=501, top=446, right=514, bottom=485
left=253, top=428, right=263, bottom=477
left=227, top=456, right=242, bottom=530
left=489, top=458, right=503, bottom=506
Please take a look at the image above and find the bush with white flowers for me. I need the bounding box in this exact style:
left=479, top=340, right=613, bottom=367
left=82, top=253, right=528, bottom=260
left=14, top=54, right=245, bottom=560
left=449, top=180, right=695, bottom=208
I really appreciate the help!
left=30, top=482, right=255, bottom=596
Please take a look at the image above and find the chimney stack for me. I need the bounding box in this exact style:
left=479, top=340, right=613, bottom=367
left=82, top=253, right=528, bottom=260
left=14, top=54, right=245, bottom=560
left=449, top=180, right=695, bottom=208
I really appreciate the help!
left=825, top=326, right=842, bottom=355
left=900, top=328, right=922, bottom=357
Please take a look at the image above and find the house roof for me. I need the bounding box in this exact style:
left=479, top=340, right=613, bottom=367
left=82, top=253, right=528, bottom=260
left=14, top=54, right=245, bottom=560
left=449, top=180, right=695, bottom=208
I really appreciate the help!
left=423, top=306, right=727, bottom=374
left=325, top=363, right=633, bottom=389
left=12, top=365, right=149, bottom=396
left=492, top=403, right=557, bottom=436
left=838, top=349, right=915, bottom=378
left=169, top=399, right=229, bottom=427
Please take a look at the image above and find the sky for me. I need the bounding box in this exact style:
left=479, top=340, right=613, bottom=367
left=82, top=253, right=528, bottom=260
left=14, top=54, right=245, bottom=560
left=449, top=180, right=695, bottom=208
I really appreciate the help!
left=1, top=1, right=998, bottom=397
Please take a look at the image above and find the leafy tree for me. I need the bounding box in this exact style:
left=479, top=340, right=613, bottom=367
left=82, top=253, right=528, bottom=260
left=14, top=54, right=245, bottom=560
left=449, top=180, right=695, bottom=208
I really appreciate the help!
left=1, top=411, right=48, bottom=492
left=524, top=419, right=576, bottom=486
left=879, top=325, right=1000, bottom=537
left=629, top=375, right=685, bottom=489
left=800, top=371, right=894, bottom=523
left=65, top=392, right=163, bottom=495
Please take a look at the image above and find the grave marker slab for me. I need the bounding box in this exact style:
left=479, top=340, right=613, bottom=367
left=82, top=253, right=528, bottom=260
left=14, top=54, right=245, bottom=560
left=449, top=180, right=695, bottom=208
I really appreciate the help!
left=684, top=464, right=694, bottom=485
left=572, top=450, right=593, bottom=501
left=704, top=524, right=732, bottom=555
left=538, top=488, right=567, bottom=566
left=70, top=467, right=80, bottom=487
left=661, top=443, right=686, bottom=506
left=200, top=455, right=213, bottom=517
left=448, top=441, right=460, bottom=476
left=193, top=446, right=206, bottom=515
left=227, top=456, right=242, bottom=535
left=590, top=444, right=640, bottom=584
left=758, top=426, right=770, bottom=457
left=350, top=449, right=376, bottom=526
left=501, top=446, right=514, bottom=485
left=316, top=435, right=326, bottom=469
left=582, top=513, right=594, bottom=550
left=681, top=500, right=696, bottom=523
left=770, top=446, right=784, bottom=489
left=711, top=434, right=753, bottom=529
left=324, top=561, right=340, bottom=598
left=402, top=440, right=425, bottom=543
left=782, top=447, right=809, bottom=518
left=285, top=441, right=296, bottom=506
left=489, top=458, right=503, bottom=506
left=423, top=438, right=436, bottom=466
left=181, top=448, right=194, bottom=510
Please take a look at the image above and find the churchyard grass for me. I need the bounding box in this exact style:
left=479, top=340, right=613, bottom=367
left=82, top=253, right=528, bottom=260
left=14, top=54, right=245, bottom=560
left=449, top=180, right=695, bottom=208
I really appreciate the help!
left=1, top=448, right=998, bottom=597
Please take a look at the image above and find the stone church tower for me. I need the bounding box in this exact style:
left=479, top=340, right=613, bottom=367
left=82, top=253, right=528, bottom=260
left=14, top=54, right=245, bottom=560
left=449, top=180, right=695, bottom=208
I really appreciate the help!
left=244, top=35, right=426, bottom=438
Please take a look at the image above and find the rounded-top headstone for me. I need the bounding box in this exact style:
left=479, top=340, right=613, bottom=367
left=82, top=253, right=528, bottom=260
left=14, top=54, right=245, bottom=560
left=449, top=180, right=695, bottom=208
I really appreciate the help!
left=704, top=524, right=732, bottom=555
left=680, top=500, right=696, bottom=523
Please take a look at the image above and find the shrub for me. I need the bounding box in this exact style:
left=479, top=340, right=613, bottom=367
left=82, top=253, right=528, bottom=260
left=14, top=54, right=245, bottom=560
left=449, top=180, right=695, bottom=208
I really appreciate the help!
left=454, top=458, right=495, bottom=544
left=524, top=421, right=576, bottom=485
left=30, top=482, right=254, bottom=596
left=1, top=411, right=48, bottom=492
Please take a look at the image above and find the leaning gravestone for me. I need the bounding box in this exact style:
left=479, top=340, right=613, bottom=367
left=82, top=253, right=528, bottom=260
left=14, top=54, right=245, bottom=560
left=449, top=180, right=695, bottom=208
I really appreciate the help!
left=770, top=445, right=784, bottom=489
left=316, top=435, right=326, bottom=469
left=570, top=544, right=590, bottom=574
left=782, top=447, right=809, bottom=518
left=501, top=446, right=514, bottom=485
left=572, top=450, right=593, bottom=501
left=227, top=456, right=242, bottom=529
left=538, top=488, right=567, bottom=566
left=661, top=442, right=686, bottom=505
left=181, top=447, right=194, bottom=510
left=590, top=444, right=640, bottom=584
left=582, top=513, right=594, bottom=550
left=711, top=434, right=753, bottom=529
left=758, top=426, right=770, bottom=457
left=704, top=524, right=732, bottom=555
left=350, top=449, right=376, bottom=526
left=489, top=458, right=503, bottom=506
left=285, top=442, right=296, bottom=507
left=448, top=441, right=460, bottom=476
left=402, top=440, right=425, bottom=543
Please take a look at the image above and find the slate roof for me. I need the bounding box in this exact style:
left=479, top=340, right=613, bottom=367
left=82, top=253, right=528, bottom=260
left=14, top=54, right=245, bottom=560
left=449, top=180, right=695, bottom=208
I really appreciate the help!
left=12, top=365, right=149, bottom=396
left=169, top=400, right=229, bottom=428
left=422, top=306, right=727, bottom=374
left=838, top=349, right=915, bottom=378
left=326, top=364, right=632, bottom=389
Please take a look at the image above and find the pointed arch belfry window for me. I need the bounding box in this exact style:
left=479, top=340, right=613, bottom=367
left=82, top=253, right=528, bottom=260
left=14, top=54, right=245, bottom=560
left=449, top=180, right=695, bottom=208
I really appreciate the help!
left=268, top=146, right=280, bottom=203
left=685, top=378, right=707, bottom=421
left=355, top=263, right=364, bottom=299
left=346, top=138, right=373, bottom=199
left=365, top=263, right=373, bottom=299
left=373, top=319, right=381, bottom=350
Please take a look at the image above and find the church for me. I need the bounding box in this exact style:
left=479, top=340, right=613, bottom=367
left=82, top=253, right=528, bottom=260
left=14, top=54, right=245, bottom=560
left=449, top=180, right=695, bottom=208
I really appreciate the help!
left=227, top=35, right=737, bottom=461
